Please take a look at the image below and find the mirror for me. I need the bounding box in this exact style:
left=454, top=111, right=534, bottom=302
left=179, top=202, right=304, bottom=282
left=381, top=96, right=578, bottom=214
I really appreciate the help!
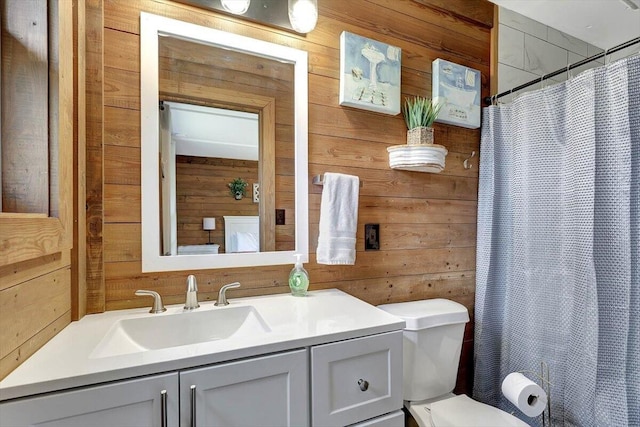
left=141, top=12, right=308, bottom=272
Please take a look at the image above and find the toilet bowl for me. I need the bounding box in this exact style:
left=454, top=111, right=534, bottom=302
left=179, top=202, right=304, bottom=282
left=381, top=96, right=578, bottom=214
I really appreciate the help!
left=378, top=299, right=529, bottom=427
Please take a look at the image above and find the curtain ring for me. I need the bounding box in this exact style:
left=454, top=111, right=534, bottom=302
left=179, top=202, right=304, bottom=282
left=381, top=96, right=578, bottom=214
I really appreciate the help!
left=604, top=48, right=609, bottom=65
left=541, top=74, right=548, bottom=89
left=567, top=63, right=572, bottom=79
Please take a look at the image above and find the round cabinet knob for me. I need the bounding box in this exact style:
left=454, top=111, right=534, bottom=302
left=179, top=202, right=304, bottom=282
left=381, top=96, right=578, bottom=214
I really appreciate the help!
left=358, top=379, right=369, bottom=391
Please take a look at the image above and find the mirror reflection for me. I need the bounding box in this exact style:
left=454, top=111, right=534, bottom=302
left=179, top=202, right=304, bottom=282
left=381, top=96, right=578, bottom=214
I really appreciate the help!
left=157, top=34, right=296, bottom=257
left=160, top=102, right=260, bottom=256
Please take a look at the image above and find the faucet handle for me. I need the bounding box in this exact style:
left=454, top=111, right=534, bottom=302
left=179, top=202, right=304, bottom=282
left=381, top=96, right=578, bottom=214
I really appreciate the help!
left=135, top=290, right=166, bottom=314
left=184, top=275, right=200, bottom=310
left=215, top=282, right=241, bottom=306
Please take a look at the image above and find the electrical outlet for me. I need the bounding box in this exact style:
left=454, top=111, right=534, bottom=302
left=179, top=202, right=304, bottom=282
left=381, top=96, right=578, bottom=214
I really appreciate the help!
left=276, top=209, right=285, bottom=225
left=365, top=224, right=380, bottom=250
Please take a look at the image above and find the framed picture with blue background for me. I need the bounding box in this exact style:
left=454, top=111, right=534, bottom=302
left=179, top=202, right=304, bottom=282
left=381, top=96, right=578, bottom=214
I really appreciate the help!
left=339, top=31, right=401, bottom=115
left=432, top=58, right=481, bottom=129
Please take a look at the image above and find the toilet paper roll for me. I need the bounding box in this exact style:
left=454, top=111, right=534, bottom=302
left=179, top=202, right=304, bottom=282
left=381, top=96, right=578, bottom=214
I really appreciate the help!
left=501, top=372, right=547, bottom=417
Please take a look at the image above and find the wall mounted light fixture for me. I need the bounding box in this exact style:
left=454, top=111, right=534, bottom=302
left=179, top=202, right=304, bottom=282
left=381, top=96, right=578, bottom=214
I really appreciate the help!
left=173, top=0, right=318, bottom=34
left=220, top=0, right=251, bottom=15
left=288, top=0, right=318, bottom=33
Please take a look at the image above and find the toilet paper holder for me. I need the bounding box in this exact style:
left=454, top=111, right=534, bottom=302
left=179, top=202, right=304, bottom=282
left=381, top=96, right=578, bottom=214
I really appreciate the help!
left=511, top=361, right=552, bottom=427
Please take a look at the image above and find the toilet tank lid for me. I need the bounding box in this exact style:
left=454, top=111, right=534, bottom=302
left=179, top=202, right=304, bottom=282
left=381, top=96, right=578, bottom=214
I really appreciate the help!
left=377, top=299, right=469, bottom=330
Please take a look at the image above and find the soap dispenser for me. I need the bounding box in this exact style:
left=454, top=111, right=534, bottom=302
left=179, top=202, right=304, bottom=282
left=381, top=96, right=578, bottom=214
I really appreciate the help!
left=288, top=254, right=309, bottom=296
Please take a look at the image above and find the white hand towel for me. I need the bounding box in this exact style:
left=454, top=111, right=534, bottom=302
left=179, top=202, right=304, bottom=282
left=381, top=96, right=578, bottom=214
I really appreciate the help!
left=316, top=173, right=360, bottom=265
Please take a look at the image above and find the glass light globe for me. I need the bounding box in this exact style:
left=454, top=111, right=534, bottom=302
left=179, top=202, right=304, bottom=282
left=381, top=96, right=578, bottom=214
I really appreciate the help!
left=220, top=0, right=251, bottom=15
left=288, top=0, right=318, bottom=33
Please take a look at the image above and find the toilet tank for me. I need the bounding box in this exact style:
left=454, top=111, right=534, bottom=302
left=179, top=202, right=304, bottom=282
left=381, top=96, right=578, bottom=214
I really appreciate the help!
left=378, top=299, right=469, bottom=401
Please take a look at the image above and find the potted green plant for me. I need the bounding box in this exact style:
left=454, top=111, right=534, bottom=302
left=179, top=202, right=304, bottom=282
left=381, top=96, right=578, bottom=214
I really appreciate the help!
left=402, top=96, right=442, bottom=145
left=228, top=178, right=249, bottom=200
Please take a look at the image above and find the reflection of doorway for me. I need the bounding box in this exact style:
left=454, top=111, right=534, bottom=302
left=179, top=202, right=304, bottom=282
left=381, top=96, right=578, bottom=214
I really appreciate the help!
left=166, top=101, right=260, bottom=252
left=158, top=95, right=276, bottom=253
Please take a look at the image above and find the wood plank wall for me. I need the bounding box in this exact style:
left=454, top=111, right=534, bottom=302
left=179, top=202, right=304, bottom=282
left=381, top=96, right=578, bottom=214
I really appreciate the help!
left=176, top=156, right=259, bottom=251
left=88, top=0, right=492, bottom=394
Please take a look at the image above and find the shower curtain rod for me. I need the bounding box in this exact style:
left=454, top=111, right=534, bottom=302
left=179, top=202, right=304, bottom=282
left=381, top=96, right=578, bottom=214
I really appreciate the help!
left=484, top=36, right=640, bottom=105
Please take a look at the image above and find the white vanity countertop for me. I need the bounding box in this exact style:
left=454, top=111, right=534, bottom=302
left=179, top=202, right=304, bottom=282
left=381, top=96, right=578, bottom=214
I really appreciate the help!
left=0, top=289, right=404, bottom=401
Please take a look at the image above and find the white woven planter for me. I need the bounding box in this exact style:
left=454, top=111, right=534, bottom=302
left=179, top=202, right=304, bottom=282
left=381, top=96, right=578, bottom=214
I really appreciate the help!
left=387, top=143, right=448, bottom=173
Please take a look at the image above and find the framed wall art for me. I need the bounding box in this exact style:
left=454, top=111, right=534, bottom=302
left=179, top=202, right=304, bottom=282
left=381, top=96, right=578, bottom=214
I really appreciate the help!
left=339, top=31, right=401, bottom=115
left=432, top=58, right=481, bottom=129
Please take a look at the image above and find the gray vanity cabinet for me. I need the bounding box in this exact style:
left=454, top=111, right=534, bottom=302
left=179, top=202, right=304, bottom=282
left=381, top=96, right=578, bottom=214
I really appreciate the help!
left=179, top=349, right=309, bottom=427
left=0, top=350, right=307, bottom=427
left=0, top=372, right=178, bottom=427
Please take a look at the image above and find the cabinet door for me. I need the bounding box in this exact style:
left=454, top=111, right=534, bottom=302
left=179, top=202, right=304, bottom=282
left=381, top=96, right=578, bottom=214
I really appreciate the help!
left=0, top=373, right=179, bottom=427
left=311, top=331, right=403, bottom=426
left=180, top=349, right=308, bottom=427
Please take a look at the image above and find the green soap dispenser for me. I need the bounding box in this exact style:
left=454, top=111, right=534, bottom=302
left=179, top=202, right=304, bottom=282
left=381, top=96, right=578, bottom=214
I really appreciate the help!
left=288, top=254, right=309, bottom=296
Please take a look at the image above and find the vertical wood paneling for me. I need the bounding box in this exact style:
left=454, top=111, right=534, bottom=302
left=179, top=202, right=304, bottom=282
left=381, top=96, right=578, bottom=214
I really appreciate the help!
left=85, top=0, right=105, bottom=313
left=72, top=0, right=87, bottom=320
left=88, top=0, right=493, bottom=395
left=1, top=1, right=49, bottom=213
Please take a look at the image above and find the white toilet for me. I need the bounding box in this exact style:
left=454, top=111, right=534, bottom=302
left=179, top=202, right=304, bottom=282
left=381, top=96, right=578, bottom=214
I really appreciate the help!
left=378, top=299, right=529, bottom=427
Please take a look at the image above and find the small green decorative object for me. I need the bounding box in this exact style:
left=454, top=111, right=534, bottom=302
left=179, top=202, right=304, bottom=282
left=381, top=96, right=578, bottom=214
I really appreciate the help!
left=402, top=96, right=442, bottom=145
left=402, top=96, right=442, bottom=130
left=228, top=178, right=249, bottom=200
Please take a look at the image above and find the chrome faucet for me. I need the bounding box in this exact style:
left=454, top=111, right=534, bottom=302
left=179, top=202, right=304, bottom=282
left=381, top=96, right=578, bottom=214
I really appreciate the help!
left=184, top=275, right=200, bottom=310
left=215, top=282, right=241, bottom=306
left=135, top=290, right=166, bottom=313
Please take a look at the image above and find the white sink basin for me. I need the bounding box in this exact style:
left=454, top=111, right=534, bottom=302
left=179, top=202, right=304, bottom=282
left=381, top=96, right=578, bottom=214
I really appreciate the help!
left=91, top=305, right=271, bottom=358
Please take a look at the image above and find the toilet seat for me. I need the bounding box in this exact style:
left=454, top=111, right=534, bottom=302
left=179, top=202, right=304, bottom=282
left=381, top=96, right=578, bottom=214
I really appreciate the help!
left=408, top=394, right=530, bottom=427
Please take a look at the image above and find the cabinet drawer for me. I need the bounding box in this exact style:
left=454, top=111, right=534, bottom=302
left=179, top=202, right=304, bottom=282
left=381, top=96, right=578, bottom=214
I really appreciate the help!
left=311, top=331, right=403, bottom=426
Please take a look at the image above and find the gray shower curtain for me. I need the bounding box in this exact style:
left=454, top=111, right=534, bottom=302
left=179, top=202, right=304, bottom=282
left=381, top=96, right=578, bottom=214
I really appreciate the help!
left=474, top=55, right=639, bottom=426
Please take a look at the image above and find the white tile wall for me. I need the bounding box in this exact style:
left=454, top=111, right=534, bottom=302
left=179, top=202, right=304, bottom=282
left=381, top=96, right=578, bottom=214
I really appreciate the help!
left=547, top=27, right=588, bottom=57
left=499, top=7, right=547, bottom=41
left=523, top=34, right=569, bottom=76
left=499, top=24, right=524, bottom=68
left=496, top=7, right=609, bottom=103
left=497, top=63, right=537, bottom=92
